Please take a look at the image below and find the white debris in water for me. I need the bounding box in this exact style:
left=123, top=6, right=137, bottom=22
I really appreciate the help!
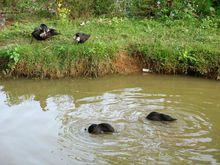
left=142, top=68, right=152, bottom=73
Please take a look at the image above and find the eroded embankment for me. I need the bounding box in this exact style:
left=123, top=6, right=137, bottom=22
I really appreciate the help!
left=0, top=52, right=141, bottom=78
left=129, top=50, right=220, bottom=80
left=0, top=51, right=219, bottom=79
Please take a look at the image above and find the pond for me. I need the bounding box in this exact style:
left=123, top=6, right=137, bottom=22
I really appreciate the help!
left=0, top=74, right=220, bottom=164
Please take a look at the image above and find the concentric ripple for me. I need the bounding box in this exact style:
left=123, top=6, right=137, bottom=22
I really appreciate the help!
left=57, top=87, right=218, bottom=164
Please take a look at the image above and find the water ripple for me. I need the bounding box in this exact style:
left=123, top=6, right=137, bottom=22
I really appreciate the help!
left=56, top=87, right=218, bottom=164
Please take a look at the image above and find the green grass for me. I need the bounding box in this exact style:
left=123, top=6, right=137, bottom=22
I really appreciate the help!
left=0, top=17, right=220, bottom=79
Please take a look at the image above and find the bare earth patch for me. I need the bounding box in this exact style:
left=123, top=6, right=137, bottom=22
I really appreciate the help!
left=114, top=52, right=142, bottom=74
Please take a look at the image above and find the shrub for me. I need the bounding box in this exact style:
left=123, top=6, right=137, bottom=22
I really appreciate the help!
left=1, top=0, right=220, bottom=18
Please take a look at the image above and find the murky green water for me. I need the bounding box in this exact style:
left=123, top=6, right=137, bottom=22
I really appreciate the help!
left=0, top=74, right=220, bottom=164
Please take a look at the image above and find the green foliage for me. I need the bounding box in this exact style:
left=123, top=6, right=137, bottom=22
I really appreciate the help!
left=0, top=17, right=219, bottom=78
left=63, top=0, right=93, bottom=18
left=0, top=45, right=21, bottom=74
left=92, top=0, right=115, bottom=16
left=130, top=0, right=218, bottom=19
left=200, top=17, right=218, bottom=29
left=7, top=46, right=20, bottom=65
left=2, top=0, right=220, bottom=19
left=193, top=0, right=213, bottom=16
left=127, top=0, right=154, bottom=17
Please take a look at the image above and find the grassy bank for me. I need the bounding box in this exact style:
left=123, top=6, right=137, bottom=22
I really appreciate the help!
left=0, top=17, right=220, bottom=79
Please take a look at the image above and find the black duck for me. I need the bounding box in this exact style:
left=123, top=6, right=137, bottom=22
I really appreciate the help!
left=74, top=32, right=90, bottom=44
left=31, top=24, right=60, bottom=41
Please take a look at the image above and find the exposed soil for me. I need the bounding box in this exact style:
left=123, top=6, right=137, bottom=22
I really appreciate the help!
left=1, top=52, right=219, bottom=80
left=113, top=52, right=142, bottom=74
left=0, top=19, right=13, bottom=31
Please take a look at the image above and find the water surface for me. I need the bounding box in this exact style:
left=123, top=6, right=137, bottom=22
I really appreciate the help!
left=0, top=74, right=220, bottom=164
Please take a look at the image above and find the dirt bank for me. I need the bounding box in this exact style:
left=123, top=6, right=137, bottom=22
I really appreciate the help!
left=1, top=52, right=219, bottom=80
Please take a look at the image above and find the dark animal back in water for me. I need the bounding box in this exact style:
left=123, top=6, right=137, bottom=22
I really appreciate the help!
left=88, top=123, right=114, bottom=134
left=98, top=123, right=115, bottom=133
left=146, top=112, right=176, bottom=121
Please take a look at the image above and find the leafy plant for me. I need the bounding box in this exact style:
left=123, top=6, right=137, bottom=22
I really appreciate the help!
left=6, top=46, right=21, bottom=71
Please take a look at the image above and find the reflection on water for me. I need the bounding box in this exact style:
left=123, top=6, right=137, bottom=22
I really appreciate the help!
left=0, top=75, right=220, bottom=164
